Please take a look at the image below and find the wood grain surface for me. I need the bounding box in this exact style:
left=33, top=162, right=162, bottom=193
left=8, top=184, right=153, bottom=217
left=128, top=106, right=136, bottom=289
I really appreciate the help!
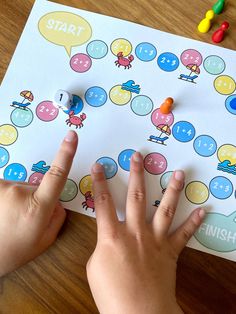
left=0, top=0, right=236, bottom=313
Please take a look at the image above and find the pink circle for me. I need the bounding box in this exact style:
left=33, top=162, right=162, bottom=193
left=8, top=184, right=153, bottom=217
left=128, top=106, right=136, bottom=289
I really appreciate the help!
left=180, top=49, right=203, bottom=66
left=151, top=108, right=174, bottom=126
left=36, top=101, right=59, bottom=122
left=144, top=153, right=167, bottom=175
left=70, top=53, right=92, bottom=73
left=29, top=172, right=44, bottom=185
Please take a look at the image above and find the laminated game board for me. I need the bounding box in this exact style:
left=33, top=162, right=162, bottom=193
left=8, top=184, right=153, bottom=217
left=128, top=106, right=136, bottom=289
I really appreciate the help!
left=0, top=0, right=235, bottom=261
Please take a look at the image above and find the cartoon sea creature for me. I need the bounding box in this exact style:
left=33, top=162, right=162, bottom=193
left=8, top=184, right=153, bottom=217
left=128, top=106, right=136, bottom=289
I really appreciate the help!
left=82, top=191, right=95, bottom=211
left=179, top=64, right=200, bottom=84
left=66, top=111, right=86, bottom=129
left=11, top=90, right=34, bottom=110
left=115, top=52, right=134, bottom=69
left=31, top=160, right=50, bottom=174
left=121, top=80, right=140, bottom=94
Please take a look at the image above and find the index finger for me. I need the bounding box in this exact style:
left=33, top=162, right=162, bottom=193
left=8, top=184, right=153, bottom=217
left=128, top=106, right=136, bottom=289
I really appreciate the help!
left=35, top=130, right=78, bottom=210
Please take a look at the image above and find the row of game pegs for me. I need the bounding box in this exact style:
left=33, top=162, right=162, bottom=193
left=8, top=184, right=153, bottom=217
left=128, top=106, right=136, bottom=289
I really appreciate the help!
left=197, top=0, right=229, bottom=44
left=53, top=89, right=174, bottom=115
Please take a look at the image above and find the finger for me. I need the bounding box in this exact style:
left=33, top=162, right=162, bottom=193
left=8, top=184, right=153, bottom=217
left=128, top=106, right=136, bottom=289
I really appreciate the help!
left=152, top=170, right=185, bottom=237
left=126, top=152, right=146, bottom=231
left=35, top=130, right=78, bottom=212
left=169, top=207, right=206, bottom=256
left=91, top=163, right=118, bottom=240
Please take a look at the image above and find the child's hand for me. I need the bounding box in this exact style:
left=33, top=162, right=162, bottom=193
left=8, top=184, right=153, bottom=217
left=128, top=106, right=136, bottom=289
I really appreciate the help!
left=87, top=152, right=205, bottom=314
left=0, top=130, right=78, bottom=277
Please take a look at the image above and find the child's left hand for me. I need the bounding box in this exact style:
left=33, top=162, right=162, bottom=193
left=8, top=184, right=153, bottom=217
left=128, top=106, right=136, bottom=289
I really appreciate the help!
left=0, top=130, right=78, bottom=277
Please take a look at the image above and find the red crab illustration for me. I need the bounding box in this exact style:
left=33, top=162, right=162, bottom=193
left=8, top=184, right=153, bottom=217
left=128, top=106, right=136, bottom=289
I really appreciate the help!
left=115, top=52, right=134, bottom=69
left=82, top=191, right=95, bottom=212
left=66, top=111, right=86, bottom=129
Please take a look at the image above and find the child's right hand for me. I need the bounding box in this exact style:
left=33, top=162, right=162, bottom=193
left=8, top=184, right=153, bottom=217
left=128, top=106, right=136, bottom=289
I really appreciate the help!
left=0, top=130, right=78, bottom=277
left=87, top=152, right=206, bottom=314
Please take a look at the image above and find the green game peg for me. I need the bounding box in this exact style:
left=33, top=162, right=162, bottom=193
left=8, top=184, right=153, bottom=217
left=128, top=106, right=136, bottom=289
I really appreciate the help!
left=212, top=0, right=225, bottom=14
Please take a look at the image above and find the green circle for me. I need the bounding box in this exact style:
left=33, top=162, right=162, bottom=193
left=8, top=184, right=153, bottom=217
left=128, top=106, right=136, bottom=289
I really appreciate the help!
left=60, top=179, right=78, bottom=202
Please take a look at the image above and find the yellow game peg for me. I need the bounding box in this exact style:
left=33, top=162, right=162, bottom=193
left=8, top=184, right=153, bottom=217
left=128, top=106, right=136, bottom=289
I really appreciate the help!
left=198, top=10, right=214, bottom=33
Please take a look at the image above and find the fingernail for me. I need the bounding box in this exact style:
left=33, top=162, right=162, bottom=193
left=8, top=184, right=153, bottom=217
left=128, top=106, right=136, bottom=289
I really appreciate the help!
left=174, top=170, right=185, bottom=182
left=92, top=163, right=104, bottom=173
left=198, top=208, right=206, bottom=219
left=132, top=152, right=142, bottom=162
left=64, top=130, right=76, bottom=142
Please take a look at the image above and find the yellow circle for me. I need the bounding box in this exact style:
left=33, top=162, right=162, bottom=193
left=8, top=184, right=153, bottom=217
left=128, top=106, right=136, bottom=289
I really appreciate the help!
left=185, top=181, right=209, bottom=205
left=0, top=124, right=18, bottom=146
left=217, top=144, right=236, bottom=165
left=214, top=75, right=236, bottom=95
left=111, top=38, right=132, bottom=57
left=79, top=175, right=93, bottom=195
left=109, top=85, right=131, bottom=105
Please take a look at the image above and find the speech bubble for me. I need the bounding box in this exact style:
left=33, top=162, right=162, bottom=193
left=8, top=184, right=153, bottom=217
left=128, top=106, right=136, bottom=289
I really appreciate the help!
left=195, top=211, right=236, bottom=252
left=38, top=11, right=92, bottom=56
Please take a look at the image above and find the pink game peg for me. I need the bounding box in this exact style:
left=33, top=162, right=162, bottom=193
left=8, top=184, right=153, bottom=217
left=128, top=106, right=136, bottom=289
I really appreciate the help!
left=212, top=21, right=229, bottom=43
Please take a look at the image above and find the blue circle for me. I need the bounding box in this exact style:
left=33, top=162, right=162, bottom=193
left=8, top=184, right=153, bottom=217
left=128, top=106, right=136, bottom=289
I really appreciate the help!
left=10, top=108, right=33, bottom=128
left=135, top=42, right=157, bottom=62
left=118, top=149, right=136, bottom=171
left=225, top=94, right=236, bottom=115
left=85, top=86, right=107, bottom=107
left=172, top=121, right=196, bottom=142
left=96, top=157, right=118, bottom=179
left=64, top=95, right=83, bottom=114
left=86, top=40, right=108, bottom=59
left=131, top=95, right=153, bottom=116
left=209, top=176, right=233, bottom=199
left=0, top=147, right=10, bottom=168
left=193, top=135, right=217, bottom=157
left=157, top=52, right=179, bottom=72
left=3, top=163, right=27, bottom=181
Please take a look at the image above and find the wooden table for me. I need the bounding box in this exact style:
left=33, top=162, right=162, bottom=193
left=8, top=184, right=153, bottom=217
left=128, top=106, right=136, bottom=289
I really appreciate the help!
left=0, top=0, right=236, bottom=313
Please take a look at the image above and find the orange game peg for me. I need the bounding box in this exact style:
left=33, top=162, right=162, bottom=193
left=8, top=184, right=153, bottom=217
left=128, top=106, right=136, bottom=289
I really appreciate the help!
left=160, top=97, right=174, bottom=114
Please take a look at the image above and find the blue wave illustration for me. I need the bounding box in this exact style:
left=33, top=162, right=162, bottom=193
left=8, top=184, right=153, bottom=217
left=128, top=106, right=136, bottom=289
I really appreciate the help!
left=217, top=160, right=236, bottom=175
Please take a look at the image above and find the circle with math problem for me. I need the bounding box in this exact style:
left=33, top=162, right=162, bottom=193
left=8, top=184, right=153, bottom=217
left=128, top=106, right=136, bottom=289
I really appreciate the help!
left=193, top=135, right=217, bottom=157
left=214, top=75, right=236, bottom=95
left=151, top=108, right=174, bottom=127
left=0, top=147, right=10, bottom=168
left=118, top=149, right=136, bottom=171
left=36, top=101, right=59, bottom=122
left=135, top=42, right=157, bottom=62
left=0, top=124, right=18, bottom=146
left=111, top=38, right=132, bottom=57
left=172, top=121, right=195, bottom=142
left=85, top=86, right=107, bottom=107
left=11, top=108, right=34, bottom=128
left=60, top=179, right=78, bottom=202
left=79, top=175, right=93, bottom=196
left=96, top=157, right=118, bottom=179
left=185, top=181, right=209, bottom=204
left=109, top=85, right=132, bottom=106
left=86, top=40, right=108, bottom=59
left=157, top=52, right=179, bottom=72
left=131, top=95, right=153, bottom=116
left=28, top=172, right=44, bottom=185
left=180, top=49, right=203, bottom=66
left=4, top=163, right=27, bottom=182
left=70, top=53, right=92, bottom=73
left=225, top=94, right=236, bottom=115
left=209, top=176, right=233, bottom=200
left=144, top=153, right=167, bottom=175
left=203, top=55, right=226, bottom=75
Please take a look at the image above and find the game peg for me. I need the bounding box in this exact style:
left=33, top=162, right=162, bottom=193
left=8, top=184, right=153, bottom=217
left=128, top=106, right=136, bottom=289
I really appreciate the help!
left=53, top=89, right=73, bottom=110
left=212, top=21, right=229, bottom=43
left=198, top=10, right=214, bottom=33
left=160, top=97, right=174, bottom=114
left=212, top=0, right=225, bottom=14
